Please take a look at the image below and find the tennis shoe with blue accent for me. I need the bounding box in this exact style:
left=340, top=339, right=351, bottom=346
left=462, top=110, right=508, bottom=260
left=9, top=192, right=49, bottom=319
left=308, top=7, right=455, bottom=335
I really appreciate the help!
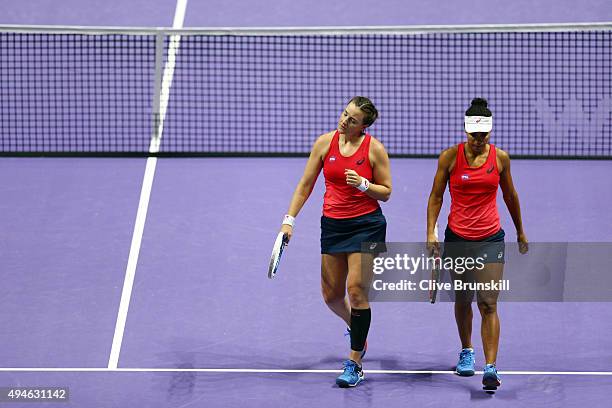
left=455, top=348, right=475, bottom=376
left=482, top=364, right=501, bottom=390
left=336, top=360, right=364, bottom=388
left=345, top=328, right=368, bottom=359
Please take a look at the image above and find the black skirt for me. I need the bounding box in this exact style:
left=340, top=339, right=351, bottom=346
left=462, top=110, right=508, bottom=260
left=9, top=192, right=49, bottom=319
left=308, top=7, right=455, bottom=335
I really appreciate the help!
left=320, top=207, right=387, bottom=254
left=443, top=226, right=506, bottom=264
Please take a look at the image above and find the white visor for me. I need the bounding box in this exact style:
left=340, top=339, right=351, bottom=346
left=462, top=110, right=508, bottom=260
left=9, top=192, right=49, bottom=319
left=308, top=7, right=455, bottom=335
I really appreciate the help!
left=464, top=116, right=492, bottom=133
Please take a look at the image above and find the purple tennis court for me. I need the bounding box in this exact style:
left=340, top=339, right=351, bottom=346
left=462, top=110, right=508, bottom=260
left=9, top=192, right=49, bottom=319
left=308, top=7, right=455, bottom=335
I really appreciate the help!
left=1, top=1, right=612, bottom=407
left=1, top=158, right=612, bottom=406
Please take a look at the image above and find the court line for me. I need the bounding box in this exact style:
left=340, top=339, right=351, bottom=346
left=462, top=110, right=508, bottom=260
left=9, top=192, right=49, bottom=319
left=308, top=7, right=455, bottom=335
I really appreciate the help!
left=1, top=368, right=611, bottom=376
left=107, top=0, right=188, bottom=370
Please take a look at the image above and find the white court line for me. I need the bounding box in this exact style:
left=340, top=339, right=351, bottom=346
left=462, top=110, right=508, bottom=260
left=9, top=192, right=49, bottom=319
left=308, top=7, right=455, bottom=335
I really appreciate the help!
left=107, top=0, right=188, bottom=370
left=1, top=368, right=612, bottom=376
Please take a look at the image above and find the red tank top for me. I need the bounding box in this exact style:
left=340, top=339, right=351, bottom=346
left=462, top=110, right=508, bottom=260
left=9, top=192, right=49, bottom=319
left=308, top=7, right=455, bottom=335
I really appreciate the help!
left=448, top=143, right=501, bottom=239
left=322, top=131, right=380, bottom=219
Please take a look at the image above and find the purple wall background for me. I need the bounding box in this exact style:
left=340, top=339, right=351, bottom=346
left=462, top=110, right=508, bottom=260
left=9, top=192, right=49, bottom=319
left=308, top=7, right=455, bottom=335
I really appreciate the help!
left=0, top=0, right=611, bottom=27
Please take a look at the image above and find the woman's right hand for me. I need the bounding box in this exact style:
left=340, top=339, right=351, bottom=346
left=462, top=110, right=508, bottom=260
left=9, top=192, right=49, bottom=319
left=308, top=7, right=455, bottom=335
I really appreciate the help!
left=426, top=233, right=440, bottom=258
left=281, top=224, right=293, bottom=243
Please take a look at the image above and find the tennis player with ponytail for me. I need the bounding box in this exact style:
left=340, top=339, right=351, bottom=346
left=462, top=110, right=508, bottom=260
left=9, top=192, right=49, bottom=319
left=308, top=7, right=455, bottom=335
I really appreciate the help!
left=279, top=96, right=392, bottom=388
left=427, top=98, right=528, bottom=390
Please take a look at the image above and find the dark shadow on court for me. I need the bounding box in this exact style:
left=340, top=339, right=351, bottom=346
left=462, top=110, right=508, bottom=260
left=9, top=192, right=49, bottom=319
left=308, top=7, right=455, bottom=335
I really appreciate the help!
left=166, top=363, right=196, bottom=402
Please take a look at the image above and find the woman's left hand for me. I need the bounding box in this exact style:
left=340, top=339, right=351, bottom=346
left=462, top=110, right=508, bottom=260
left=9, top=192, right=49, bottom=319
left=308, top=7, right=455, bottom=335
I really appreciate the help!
left=518, top=231, right=529, bottom=254
left=344, top=169, right=362, bottom=187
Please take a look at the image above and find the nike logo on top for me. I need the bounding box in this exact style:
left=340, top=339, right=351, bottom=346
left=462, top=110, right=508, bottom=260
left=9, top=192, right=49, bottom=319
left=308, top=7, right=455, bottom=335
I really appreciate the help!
left=356, top=158, right=365, bottom=165
left=486, top=165, right=494, bottom=174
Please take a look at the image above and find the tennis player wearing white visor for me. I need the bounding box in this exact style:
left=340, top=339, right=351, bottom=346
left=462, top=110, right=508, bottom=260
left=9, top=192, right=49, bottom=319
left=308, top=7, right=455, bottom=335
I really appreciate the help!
left=426, top=98, right=528, bottom=391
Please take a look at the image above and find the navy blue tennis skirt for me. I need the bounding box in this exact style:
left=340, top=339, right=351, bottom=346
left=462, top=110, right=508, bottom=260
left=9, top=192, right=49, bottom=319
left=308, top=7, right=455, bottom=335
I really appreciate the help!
left=443, top=226, right=506, bottom=264
left=321, top=207, right=387, bottom=254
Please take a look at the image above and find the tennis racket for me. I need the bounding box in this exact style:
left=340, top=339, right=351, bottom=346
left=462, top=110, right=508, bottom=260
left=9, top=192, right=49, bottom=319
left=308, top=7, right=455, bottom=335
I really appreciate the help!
left=429, top=223, right=441, bottom=304
left=268, top=232, right=289, bottom=279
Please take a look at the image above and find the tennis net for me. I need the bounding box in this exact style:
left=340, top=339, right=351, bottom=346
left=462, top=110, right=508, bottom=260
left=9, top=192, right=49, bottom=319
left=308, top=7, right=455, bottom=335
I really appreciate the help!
left=1, top=24, right=610, bottom=158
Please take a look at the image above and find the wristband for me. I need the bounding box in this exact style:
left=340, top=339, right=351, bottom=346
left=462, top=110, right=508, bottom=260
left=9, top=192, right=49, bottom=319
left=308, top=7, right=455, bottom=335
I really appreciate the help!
left=356, top=177, right=370, bottom=192
left=282, top=214, right=295, bottom=227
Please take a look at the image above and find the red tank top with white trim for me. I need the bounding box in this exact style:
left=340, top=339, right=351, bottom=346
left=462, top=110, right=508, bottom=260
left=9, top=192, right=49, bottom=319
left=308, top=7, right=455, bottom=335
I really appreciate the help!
left=322, top=131, right=380, bottom=219
left=448, top=143, right=501, bottom=239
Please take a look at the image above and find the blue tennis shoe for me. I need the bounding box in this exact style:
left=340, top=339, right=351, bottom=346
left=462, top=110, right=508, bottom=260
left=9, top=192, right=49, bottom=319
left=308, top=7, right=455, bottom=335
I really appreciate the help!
left=482, top=364, right=501, bottom=390
left=336, top=360, right=364, bottom=388
left=455, top=348, right=475, bottom=376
